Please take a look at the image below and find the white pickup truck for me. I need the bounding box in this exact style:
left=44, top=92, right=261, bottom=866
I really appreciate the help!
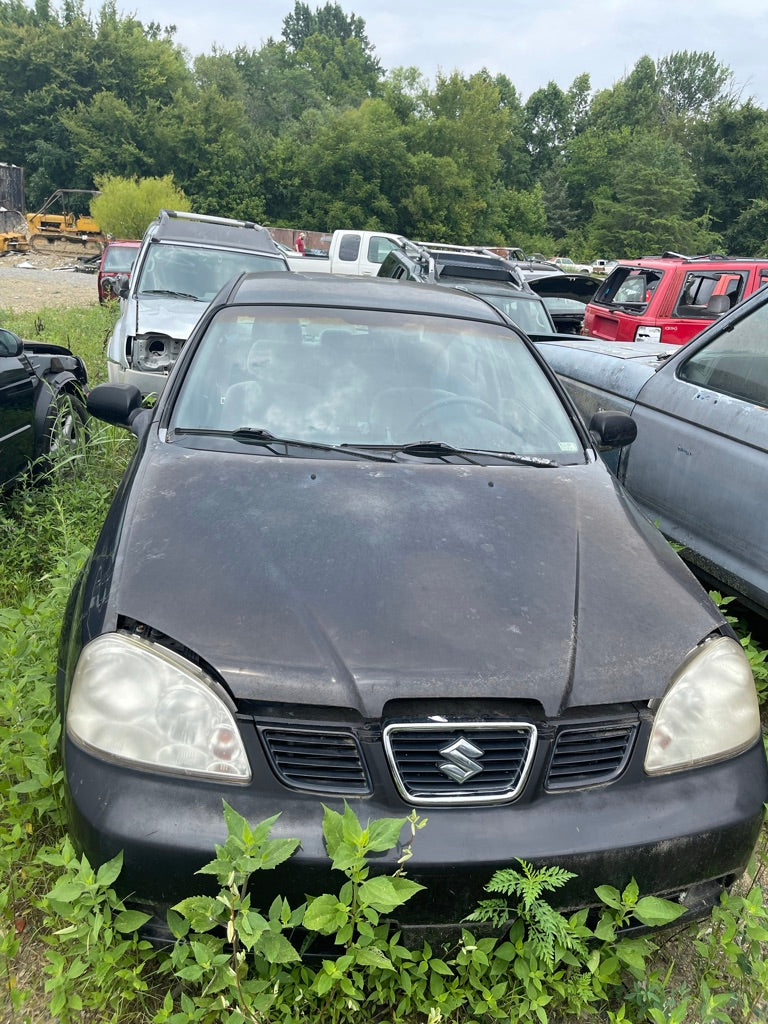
left=284, top=229, right=406, bottom=275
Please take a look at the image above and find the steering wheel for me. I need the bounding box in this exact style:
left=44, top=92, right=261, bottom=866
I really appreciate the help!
left=404, top=395, right=502, bottom=436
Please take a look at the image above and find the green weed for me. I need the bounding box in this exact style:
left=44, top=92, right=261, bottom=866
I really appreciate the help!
left=1, top=307, right=767, bottom=1022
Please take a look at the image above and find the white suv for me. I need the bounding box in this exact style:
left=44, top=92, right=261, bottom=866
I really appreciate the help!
left=107, top=210, right=289, bottom=396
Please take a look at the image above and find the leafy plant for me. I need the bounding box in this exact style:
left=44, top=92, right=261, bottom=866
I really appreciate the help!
left=710, top=590, right=768, bottom=703
left=465, top=860, right=580, bottom=967
left=39, top=841, right=156, bottom=1020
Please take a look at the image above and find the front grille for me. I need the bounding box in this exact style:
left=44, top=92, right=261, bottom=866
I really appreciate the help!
left=383, top=722, right=537, bottom=805
left=259, top=727, right=371, bottom=795
left=546, top=724, right=637, bottom=790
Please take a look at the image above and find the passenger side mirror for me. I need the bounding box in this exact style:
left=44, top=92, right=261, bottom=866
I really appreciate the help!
left=589, top=410, right=637, bottom=450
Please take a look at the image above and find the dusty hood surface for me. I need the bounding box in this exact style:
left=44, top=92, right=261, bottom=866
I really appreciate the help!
left=132, top=294, right=207, bottom=339
left=535, top=338, right=679, bottom=402
left=95, top=440, right=723, bottom=719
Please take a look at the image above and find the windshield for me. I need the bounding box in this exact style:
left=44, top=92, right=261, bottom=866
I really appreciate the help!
left=137, top=243, right=286, bottom=302
left=464, top=287, right=555, bottom=335
left=169, top=307, right=583, bottom=462
left=103, top=245, right=139, bottom=272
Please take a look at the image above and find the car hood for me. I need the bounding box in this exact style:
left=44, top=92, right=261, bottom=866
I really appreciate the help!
left=130, top=294, right=208, bottom=339
left=534, top=338, right=678, bottom=402
left=99, top=443, right=722, bottom=719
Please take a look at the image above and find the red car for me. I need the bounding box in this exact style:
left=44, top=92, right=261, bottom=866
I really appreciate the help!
left=583, top=253, right=768, bottom=345
left=97, top=239, right=140, bottom=303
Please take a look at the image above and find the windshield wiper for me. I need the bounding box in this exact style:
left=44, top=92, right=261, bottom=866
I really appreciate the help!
left=374, top=440, right=559, bottom=466
left=141, top=289, right=201, bottom=300
left=173, top=426, right=394, bottom=462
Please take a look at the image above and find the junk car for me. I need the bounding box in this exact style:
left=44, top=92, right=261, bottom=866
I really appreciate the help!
left=59, top=273, right=767, bottom=941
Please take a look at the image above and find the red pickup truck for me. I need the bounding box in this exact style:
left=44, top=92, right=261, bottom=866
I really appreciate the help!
left=583, top=253, right=768, bottom=345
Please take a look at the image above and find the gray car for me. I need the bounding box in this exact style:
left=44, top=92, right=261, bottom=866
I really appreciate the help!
left=106, top=210, right=289, bottom=396
left=536, top=285, right=768, bottom=617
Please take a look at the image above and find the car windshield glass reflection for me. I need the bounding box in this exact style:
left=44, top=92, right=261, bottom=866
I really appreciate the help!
left=170, top=307, right=584, bottom=461
left=465, top=287, right=555, bottom=335
left=137, top=244, right=284, bottom=302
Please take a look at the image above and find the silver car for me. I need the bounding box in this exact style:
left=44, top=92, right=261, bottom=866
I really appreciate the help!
left=536, top=285, right=768, bottom=616
left=106, top=210, right=289, bottom=396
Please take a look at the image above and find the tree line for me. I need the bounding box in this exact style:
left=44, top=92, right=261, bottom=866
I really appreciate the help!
left=1, top=0, right=767, bottom=259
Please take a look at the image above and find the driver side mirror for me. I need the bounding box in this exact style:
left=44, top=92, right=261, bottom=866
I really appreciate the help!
left=589, top=410, right=637, bottom=450
left=114, top=273, right=130, bottom=299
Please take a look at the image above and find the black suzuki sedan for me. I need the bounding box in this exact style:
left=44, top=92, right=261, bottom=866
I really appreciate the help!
left=58, top=273, right=767, bottom=938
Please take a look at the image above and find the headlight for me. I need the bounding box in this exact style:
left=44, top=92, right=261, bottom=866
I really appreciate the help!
left=645, top=636, right=760, bottom=775
left=67, top=633, right=251, bottom=782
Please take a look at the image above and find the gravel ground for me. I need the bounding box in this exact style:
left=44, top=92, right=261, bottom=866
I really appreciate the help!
left=0, top=251, right=100, bottom=312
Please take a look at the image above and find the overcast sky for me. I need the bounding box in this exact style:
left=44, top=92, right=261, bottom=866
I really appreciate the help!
left=84, top=0, right=767, bottom=106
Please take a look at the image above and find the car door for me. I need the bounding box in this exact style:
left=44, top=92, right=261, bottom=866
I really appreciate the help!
left=618, top=297, right=768, bottom=610
left=0, top=328, right=36, bottom=486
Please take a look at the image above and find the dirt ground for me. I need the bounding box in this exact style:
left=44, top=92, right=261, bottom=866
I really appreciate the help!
left=0, top=250, right=100, bottom=312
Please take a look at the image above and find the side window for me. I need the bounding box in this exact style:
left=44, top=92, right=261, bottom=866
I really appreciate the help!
left=678, top=299, right=768, bottom=404
left=0, top=329, right=22, bottom=357
left=675, top=272, right=745, bottom=318
left=337, top=234, right=361, bottom=262
left=367, top=236, right=399, bottom=264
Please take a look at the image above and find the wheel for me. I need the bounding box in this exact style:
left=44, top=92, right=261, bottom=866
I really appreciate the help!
left=39, top=388, right=89, bottom=475
left=404, top=395, right=501, bottom=436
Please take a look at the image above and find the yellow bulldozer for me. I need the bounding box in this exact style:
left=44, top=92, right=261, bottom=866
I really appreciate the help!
left=0, top=208, right=29, bottom=255
left=25, top=188, right=105, bottom=256
left=0, top=188, right=106, bottom=258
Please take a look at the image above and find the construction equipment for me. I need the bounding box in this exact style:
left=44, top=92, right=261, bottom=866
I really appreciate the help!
left=26, top=189, right=105, bottom=256
left=0, top=208, right=29, bottom=255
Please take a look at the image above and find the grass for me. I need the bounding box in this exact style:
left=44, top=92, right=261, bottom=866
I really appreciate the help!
left=0, top=304, right=766, bottom=1022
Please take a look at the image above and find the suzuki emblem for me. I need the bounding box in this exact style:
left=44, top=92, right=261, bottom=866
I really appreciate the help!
left=437, top=737, right=485, bottom=783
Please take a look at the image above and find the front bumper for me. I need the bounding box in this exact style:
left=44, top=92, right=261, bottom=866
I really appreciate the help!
left=106, top=358, right=169, bottom=398
left=64, top=731, right=768, bottom=926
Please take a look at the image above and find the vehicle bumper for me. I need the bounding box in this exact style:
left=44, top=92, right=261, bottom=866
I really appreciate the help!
left=63, top=734, right=768, bottom=925
left=106, top=359, right=169, bottom=398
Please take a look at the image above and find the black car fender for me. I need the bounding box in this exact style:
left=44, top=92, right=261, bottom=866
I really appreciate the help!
left=32, top=369, right=89, bottom=458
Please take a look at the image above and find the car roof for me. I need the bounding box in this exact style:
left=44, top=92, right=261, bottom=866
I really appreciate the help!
left=224, top=271, right=510, bottom=324
left=453, top=281, right=541, bottom=300
left=147, top=210, right=279, bottom=254
left=617, top=253, right=768, bottom=270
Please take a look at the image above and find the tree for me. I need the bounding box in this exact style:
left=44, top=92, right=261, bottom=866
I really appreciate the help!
left=90, top=174, right=190, bottom=237
left=657, top=50, right=734, bottom=123
left=282, top=1, right=376, bottom=59
left=419, top=72, right=510, bottom=190
left=690, top=101, right=768, bottom=253
left=265, top=99, right=409, bottom=230
left=587, top=131, right=721, bottom=257
left=523, top=81, right=571, bottom=175
left=281, top=0, right=382, bottom=99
